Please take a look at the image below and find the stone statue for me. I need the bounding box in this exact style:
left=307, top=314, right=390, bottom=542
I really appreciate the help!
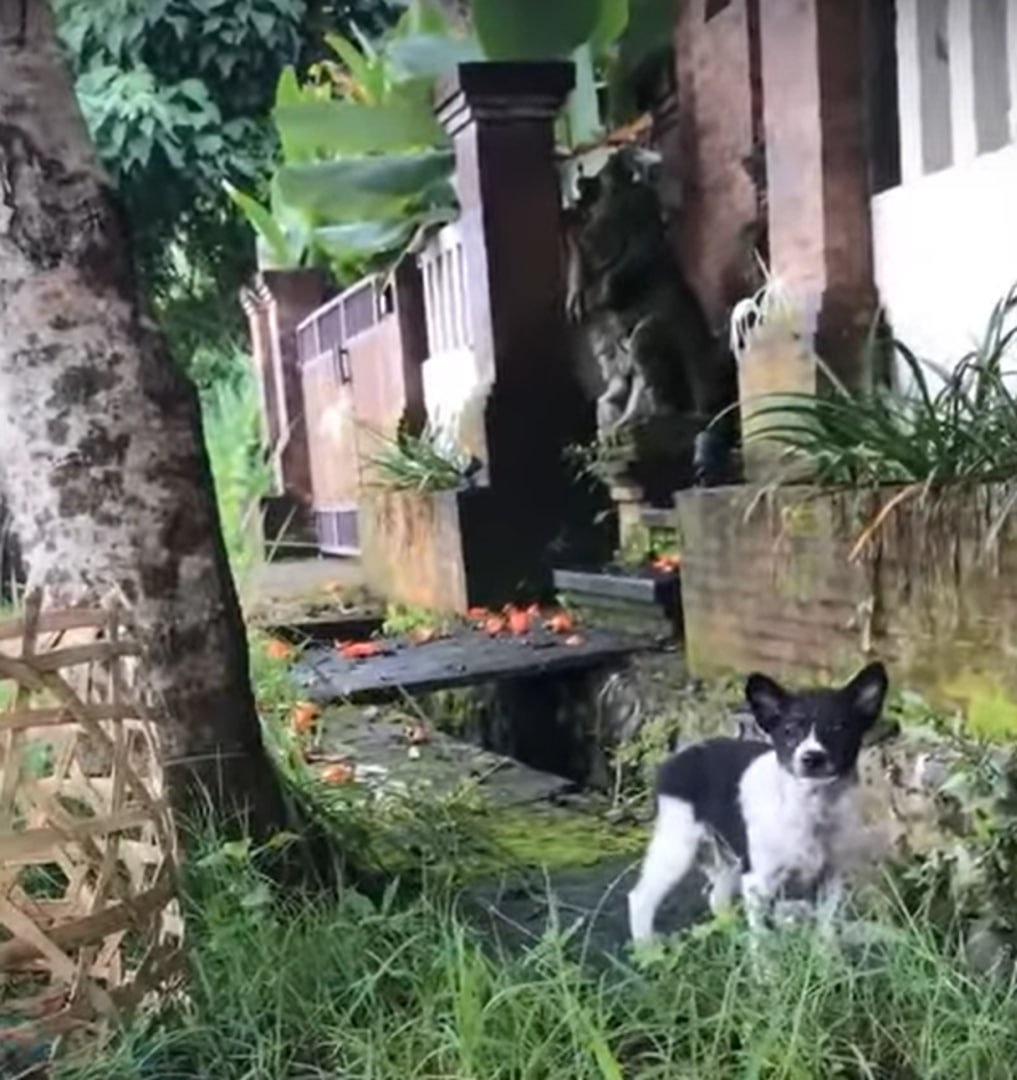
left=564, top=147, right=738, bottom=496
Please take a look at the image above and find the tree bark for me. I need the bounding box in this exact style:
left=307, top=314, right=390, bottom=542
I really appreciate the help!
left=0, top=0, right=287, bottom=836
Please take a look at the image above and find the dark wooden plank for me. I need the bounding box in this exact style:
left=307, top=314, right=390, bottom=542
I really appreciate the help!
left=295, top=628, right=655, bottom=703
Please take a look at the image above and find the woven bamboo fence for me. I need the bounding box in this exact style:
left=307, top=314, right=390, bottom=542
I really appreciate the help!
left=0, top=593, right=183, bottom=1062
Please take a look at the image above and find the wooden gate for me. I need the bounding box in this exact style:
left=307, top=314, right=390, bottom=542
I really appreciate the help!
left=297, top=280, right=380, bottom=555
left=297, top=270, right=426, bottom=556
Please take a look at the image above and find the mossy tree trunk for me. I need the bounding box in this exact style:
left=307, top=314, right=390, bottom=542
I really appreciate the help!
left=0, top=0, right=287, bottom=836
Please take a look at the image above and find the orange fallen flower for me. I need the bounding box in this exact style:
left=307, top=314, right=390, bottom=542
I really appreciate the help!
left=336, top=639, right=382, bottom=660
left=321, top=762, right=355, bottom=785
left=652, top=553, right=681, bottom=573
left=506, top=606, right=531, bottom=636
left=484, top=615, right=506, bottom=636
left=467, top=606, right=490, bottom=621
left=290, top=701, right=321, bottom=735
left=545, top=611, right=575, bottom=635
left=265, top=638, right=295, bottom=662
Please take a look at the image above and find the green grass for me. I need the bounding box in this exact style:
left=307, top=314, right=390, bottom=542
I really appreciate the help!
left=28, top=640, right=1017, bottom=1079
left=55, top=648, right=1017, bottom=1079
left=54, top=834, right=1017, bottom=1080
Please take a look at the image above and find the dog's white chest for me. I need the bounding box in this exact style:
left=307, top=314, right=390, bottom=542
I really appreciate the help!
left=739, top=754, right=851, bottom=885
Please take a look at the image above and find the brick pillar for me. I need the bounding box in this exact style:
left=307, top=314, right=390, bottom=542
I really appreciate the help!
left=240, top=286, right=282, bottom=493
left=670, top=0, right=763, bottom=330
left=434, top=62, right=607, bottom=597
left=258, top=269, right=326, bottom=505
left=759, top=0, right=876, bottom=390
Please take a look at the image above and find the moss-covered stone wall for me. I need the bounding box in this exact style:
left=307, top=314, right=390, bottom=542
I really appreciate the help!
left=677, top=485, right=1017, bottom=738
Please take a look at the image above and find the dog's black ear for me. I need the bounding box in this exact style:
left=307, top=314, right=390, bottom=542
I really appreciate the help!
left=745, top=673, right=789, bottom=733
left=841, top=661, right=888, bottom=729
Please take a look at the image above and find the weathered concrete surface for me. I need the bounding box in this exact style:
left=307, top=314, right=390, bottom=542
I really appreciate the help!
left=246, top=556, right=377, bottom=631
left=466, top=858, right=707, bottom=962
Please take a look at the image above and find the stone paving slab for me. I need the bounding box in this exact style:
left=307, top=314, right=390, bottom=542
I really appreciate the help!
left=318, top=705, right=575, bottom=807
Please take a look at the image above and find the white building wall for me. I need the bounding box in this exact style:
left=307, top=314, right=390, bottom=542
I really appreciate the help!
left=872, top=0, right=1017, bottom=380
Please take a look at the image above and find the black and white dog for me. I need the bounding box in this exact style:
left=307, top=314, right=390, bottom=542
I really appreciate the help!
left=628, top=662, right=888, bottom=943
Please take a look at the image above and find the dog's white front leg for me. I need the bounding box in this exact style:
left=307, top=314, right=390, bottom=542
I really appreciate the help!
left=706, top=863, right=741, bottom=916
left=741, top=870, right=777, bottom=935
left=815, top=872, right=845, bottom=943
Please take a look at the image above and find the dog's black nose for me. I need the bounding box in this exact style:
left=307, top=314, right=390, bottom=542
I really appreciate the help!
left=800, top=749, right=829, bottom=774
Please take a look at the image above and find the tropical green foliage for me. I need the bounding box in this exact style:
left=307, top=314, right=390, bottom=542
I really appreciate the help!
left=471, top=0, right=603, bottom=60
left=53, top=0, right=400, bottom=380
left=228, top=3, right=461, bottom=281
left=202, top=368, right=274, bottom=581
left=740, top=284, right=1017, bottom=489
left=55, top=0, right=304, bottom=289
left=229, top=0, right=676, bottom=283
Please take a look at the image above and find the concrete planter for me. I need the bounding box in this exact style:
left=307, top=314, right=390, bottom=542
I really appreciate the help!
left=360, top=485, right=526, bottom=612
left=360, top=488, right=473, bottom=612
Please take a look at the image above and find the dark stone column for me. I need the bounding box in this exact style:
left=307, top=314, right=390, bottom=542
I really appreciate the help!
left=759, top=0, right=877, bottom=389
left=435, top=62, right=608, bottom=598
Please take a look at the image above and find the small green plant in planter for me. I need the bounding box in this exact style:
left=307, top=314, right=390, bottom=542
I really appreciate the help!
left=738, top=282, right=1017, bottom=489
left=365, top=424, right=479, bottom=492
left=727, top=280, right=1017, bottom=545
left=615, top=519, right=652, bottom=569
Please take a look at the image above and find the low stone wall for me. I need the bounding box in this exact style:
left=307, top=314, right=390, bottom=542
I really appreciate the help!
left=677, top=484, right=1017, bottom=737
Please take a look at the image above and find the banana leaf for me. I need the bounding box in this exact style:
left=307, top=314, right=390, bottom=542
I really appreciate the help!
left=471, top=0, right=603, bottom=60
left=276, top=150, right=455, bottom=222
left=224, top=182, right=306, bottom=269
left=385, top=33, right=483, bottom=80
left=274, top=94, right=447, bottom=158
left=591, top=0, right=629, bottom=51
